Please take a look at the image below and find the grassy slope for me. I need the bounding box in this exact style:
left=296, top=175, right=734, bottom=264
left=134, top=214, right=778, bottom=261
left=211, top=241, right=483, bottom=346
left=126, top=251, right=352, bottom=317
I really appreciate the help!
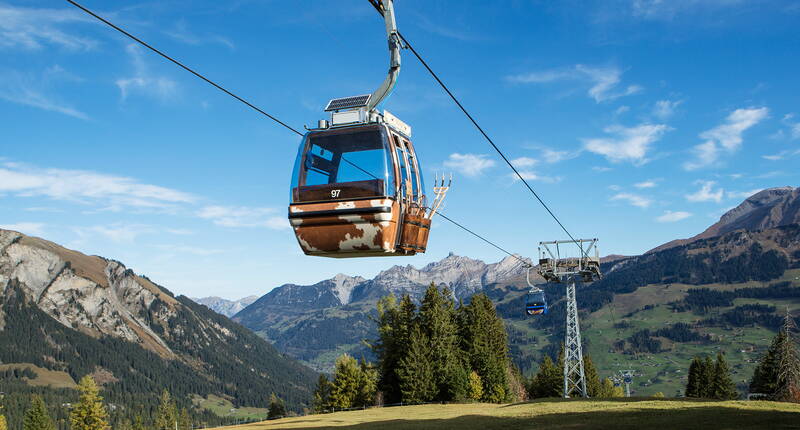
left=219, top=399, right=800, bottom=430
left=0, top=363, right=77, bottom=389
left=580, top=268, right=800, bottom=396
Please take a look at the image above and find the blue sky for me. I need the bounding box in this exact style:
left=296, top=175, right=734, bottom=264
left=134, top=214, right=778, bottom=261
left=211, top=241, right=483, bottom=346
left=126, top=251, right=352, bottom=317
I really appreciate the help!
left=1, top=0, right=799, bottom=299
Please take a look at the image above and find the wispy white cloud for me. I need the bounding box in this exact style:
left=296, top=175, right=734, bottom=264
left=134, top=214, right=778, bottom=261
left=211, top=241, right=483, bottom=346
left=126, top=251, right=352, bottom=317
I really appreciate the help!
left=414, top=14, right=479, bottom=41
left=0, top=222, right=45, bottom=235
left=583, top=123, right=669, bottom=165
left=507, top=64, right=642, bottom=103
left=634, top=180, right=657, bottom=189
left=684, top=107, right=768, bottom=170
left=652, top=99, right=682, bottom=120
left=630, top=0, right=748, bottom=20
left=197, top=206, right=287, bottom=230
left=165, top=20, right=235, bottom=50
left=611, top=192, right=653, bottom=208
left=443, top=153, right=496, bottom=177
left=540, top=148, right=580, bottom=164
left=116, top=44, right=178, bottom=101
left=74, top=224, right=154, bottom=243
left=762, top=149, right=800, bottom=161
left=0, top=68, right=88, bottom=119
left=511, top=157, right=538, bottom=168
left=0, top=161, right=195, bottom=209
left=593, top=166, right=613, bottom=172
left=509, top=170, right=560, bottom=183
left=0, top=4, right=97, bottom=51
left=655, top=211, right=692, bottom=222
left=686, top=180, right=724, bottom=203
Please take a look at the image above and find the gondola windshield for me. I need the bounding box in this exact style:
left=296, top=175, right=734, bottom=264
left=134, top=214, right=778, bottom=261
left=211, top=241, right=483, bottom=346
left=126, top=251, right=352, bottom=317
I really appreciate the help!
left=291, top=127, right=393, bottom=203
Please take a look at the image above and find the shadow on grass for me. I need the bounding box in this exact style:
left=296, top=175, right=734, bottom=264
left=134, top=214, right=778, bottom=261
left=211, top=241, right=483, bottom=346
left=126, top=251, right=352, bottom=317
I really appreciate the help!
left=266, top=406, right=800, bottom=430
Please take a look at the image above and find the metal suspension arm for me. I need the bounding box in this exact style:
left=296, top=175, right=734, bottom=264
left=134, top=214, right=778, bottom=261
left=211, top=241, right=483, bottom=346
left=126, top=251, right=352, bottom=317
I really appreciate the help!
left=366, top=0, right=401, bottom=112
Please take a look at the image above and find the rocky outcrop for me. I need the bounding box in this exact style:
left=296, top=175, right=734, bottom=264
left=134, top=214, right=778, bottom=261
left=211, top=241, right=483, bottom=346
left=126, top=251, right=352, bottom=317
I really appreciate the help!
left=0, top=230, right=174, bottom=356
left=650, top=186, right=800, bottom=253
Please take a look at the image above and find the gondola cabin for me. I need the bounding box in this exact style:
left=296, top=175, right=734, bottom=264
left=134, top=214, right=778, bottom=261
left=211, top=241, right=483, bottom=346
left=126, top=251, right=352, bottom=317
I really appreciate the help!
left=288, top=95, right=445, bottom=258
left=525, top=287, right=548, bottom=316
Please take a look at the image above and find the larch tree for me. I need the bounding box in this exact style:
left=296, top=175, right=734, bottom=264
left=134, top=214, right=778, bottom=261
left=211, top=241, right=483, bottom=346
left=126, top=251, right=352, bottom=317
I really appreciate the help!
left=467, top=371, right=484, bottom=401
left=583, top=356, right=602, bottom=398
left=178, top=408, right=191, bottom=430
left=154, top=389, right=176, bottom=430
left=774, top=312, right=800, bottom=402
left=0, top=414, right=7, bottom=430
left=267, top=393, right=287, bottom=419
left=70, top=375, right=109, bottom=430
left=328, top=354, right=368, bottom=409
left=23, top=395, right=55, bottom=430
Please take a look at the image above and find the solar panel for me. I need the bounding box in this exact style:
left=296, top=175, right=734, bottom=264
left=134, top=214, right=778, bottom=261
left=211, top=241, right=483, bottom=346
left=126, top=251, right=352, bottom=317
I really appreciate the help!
left=325, top=94, right=371, bottom=112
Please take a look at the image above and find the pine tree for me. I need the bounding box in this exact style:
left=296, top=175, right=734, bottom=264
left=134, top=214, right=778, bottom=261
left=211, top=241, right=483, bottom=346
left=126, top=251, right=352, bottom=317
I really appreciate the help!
left=23, top=395, right=55, bottom=430
left=774, top=311, right=800, bottom=402
left=328, top=354, right=363, bottom=409
left=373, top=294, right=416, bottom=404
left=267, top=393, right=287, bottom=419
left=711, top=352, right=739, bottom=400
left=70, top=375, right=109, bottom=430
left=313, top=374, right=332, bottom=413
left=355, top=358, right=378, bottom=407
left=118, top=419, right=132, bottom=430
left=700, top=355, right=715, bottom=398
left=154, top=389, right=177, bottom=430
left=529, top=355, right=562, bottom=398
left=583, top=356, right=601, bottom=397
left=459, top=293, right=510, bottom=402
left=397, top=325, right=436, bottom=403
left=418, top=284, right=464, bottom=401
left=685, top=357, right=702, bottom=398
left=467, top=371, right=483, bottom=401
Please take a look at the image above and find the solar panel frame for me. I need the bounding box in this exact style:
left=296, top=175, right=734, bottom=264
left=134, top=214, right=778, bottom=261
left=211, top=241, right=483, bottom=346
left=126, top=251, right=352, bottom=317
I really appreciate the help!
left=325, top=94, right=371, bottom=112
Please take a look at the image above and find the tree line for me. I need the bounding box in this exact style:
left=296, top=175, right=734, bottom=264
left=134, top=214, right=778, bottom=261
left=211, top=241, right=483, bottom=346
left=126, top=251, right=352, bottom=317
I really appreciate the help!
left=527, top=347, right=623, bottom=398
left=312, top=284, right=525, bottom=411
left=684, top=353, right=738, bottom=400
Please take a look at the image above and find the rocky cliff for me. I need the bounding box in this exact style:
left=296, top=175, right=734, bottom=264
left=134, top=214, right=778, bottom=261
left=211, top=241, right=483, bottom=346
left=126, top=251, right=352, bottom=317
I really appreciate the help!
left=0, top=229, right=317, bottom=412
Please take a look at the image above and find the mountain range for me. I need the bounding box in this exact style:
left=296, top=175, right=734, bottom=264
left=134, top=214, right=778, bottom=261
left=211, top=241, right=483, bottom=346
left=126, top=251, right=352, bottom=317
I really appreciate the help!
left=0, top=230, right=317, bottom=425
left=191, top=295, right=259, bottom=317
left=231, top=186, right=800, bottom=396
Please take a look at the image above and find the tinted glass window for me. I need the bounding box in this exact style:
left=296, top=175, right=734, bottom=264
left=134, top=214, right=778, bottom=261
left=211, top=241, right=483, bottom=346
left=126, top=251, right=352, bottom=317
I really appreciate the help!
left=292, top=128, right=393, bottom=202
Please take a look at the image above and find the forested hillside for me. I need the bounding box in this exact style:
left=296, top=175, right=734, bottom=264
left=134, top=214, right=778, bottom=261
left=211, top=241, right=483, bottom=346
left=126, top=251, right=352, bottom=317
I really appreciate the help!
left=0, top=229, right=317, bottom=428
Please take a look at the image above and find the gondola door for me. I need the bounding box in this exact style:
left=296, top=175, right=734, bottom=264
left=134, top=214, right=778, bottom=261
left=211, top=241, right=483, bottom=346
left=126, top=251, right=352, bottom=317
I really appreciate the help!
left=389, top=132, right=430, bottom=254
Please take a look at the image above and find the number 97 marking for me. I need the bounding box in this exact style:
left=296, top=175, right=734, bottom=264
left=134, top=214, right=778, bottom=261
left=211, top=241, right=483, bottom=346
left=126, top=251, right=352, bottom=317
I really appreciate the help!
left=331, top=189, right=341, bottom=198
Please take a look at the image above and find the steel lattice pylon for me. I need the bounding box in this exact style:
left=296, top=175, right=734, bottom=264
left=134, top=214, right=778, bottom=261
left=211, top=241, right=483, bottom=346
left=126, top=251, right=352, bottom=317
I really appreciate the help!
left=538, top=238, right=601, bottom=399
left=563, top=277, right=587, bottom=397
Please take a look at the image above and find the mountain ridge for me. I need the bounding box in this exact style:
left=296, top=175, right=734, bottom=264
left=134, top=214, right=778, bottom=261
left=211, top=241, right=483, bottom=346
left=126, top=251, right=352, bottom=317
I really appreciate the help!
left=649, top=186, right=800, bottom=253
left=0, top=228, right=317, bottom=419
